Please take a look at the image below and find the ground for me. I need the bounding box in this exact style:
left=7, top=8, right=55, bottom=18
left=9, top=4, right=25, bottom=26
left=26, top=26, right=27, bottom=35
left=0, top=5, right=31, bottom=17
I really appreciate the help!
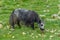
left=0, top=0, right=60, bottom=40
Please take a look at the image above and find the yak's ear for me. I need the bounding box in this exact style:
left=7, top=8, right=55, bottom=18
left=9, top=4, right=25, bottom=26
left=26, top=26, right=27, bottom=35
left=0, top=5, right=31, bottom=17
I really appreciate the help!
left=41, top=19, right=45, bottom=28
left=40, top=18, right=45, bottom=24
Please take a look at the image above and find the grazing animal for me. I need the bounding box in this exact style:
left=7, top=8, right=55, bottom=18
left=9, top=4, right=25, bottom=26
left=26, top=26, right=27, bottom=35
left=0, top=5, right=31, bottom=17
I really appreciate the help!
left=9, top=8, right=44, bottom=31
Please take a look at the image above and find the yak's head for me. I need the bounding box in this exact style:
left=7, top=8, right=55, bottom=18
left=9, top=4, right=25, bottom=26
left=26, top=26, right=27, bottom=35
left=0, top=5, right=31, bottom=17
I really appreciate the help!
left=38, top=21, right=44, bottom=31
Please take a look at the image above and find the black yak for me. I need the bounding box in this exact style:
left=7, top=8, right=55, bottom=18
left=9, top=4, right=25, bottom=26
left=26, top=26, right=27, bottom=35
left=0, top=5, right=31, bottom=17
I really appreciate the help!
left=9, top=8, right=44, bottom=31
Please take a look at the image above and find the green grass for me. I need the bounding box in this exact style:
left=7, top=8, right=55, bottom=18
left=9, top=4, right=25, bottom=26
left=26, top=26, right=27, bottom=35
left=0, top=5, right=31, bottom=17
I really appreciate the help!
left=0, top=0, right=60, bottom=40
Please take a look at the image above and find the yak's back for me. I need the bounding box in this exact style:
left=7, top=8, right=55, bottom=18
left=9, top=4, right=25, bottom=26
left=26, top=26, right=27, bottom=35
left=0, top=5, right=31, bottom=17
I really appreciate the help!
left=13, top=8, right=38, bottom=19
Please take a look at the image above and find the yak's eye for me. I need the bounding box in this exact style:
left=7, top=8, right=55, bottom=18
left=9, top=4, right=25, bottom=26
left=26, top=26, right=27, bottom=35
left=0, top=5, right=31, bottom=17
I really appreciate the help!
left=41, top=24, right=43, bottom=26
left=40, top=23, right=44, bottom=26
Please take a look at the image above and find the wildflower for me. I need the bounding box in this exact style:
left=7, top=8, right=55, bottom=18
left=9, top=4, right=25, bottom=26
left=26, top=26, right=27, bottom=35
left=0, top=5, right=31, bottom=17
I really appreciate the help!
left=12, top=36, right=15, bottom=39
left=0, top=24, right=3, bottom=29
left=22, top=32, right=26, bottom=35
left=38, top=34, right=41, bottom=36
left=50, top=35, right=54, bottom=38
left=35, top=36, right=38, bottom=38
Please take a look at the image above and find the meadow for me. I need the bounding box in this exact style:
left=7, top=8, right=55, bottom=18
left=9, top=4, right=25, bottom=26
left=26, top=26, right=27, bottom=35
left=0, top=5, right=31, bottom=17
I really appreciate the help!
left=0, top=0, right=60, bottom=40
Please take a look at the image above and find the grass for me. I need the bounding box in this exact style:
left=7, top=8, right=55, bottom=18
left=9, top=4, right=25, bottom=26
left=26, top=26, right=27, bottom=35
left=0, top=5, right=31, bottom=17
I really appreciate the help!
left=0, top=0, right=60, bottom=40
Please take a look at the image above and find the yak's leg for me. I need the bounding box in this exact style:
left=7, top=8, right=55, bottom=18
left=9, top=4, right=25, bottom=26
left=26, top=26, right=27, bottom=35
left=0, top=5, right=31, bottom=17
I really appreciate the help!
left=30, top=22, right=34, bottom=30
left=25, top=21, right=29, bottom=27
left=9, top=16, right=15, bottom=29
left=11, top=23, right=15, bottom=29
left=17, top=20, right=21, bottom=28
left=10, top=21, right=15, bottom=31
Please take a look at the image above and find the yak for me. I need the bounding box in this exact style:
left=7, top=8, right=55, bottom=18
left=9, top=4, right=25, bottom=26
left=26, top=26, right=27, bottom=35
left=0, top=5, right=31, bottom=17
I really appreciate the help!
left=9, top=8, right=44, bottom=31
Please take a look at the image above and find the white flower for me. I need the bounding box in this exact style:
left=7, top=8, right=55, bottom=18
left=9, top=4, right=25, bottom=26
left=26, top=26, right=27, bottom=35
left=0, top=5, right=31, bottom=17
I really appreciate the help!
left=50, top=30, right=54, bottom=33
left=0, top=24, right=3, bottom=29
left=6, top=25, right=10, bottom=29
left=13, top=0, right=15, bottom=1
left=32, top=36, right=34, bottom=39
left=59, top=8, right=60, bottom=9
left=57, top=16, right=60, bottom=19
left=52, top=14, right=58, bottom=17
left=58, top=4, right=60, bottom=9
left=58, top=11, right=60, bottom=14
left=46, top=18, right=57, bottom=21
left=17, top=5, right=20, bottom=7
left=43, top=10, right=46, bottom=12
left=41, top=34, right=46, bottom=37
left=10, top=28, right=15, bottom=31
left=31, top=33, right=34, bottom=36
left=55, top=33, right=59, bottom=35
left=50, top=29, right=56, bottom=33
left=8, top=31, right=11, bottom=34
left=12, top=36, right=15, bottom=39
left=58, top=30, right=60, bottom=32
left=49, top=37, right=52, bottom=39
left=46, top=0, right=48, bottom=2
left=45, top=29, right=49, bottom=32
left=46, top=9, right=50, bottom=12
left=30, top=33, right=34, bottom=37
left=0, top=21, right=2, bottom=23
left=43, top=9, right=50, bottom=12
left=3, top=35, right=6, bottom=37
left=38, top=34, right=41, bottom=36
left=50, top=35, right=54, bottom=38
left=51, top=14, right=59, bottom=19
left=22, top=32, right=26, bottom=35
left=35, top=36, right=38, bottom=38
left=39, top=15, right=46, bottom=17
left=58, top=4, right=60, bottom=7
left=46, top=5, right=50, bottom=8
left=58, top=0, right=60, bottom=2
left=51, top=14, right=60, bottom=19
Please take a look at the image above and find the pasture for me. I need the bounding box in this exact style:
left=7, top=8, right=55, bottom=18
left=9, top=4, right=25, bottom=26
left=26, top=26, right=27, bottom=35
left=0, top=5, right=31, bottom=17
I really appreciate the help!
left=0, top=0, right=60, bottom=40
